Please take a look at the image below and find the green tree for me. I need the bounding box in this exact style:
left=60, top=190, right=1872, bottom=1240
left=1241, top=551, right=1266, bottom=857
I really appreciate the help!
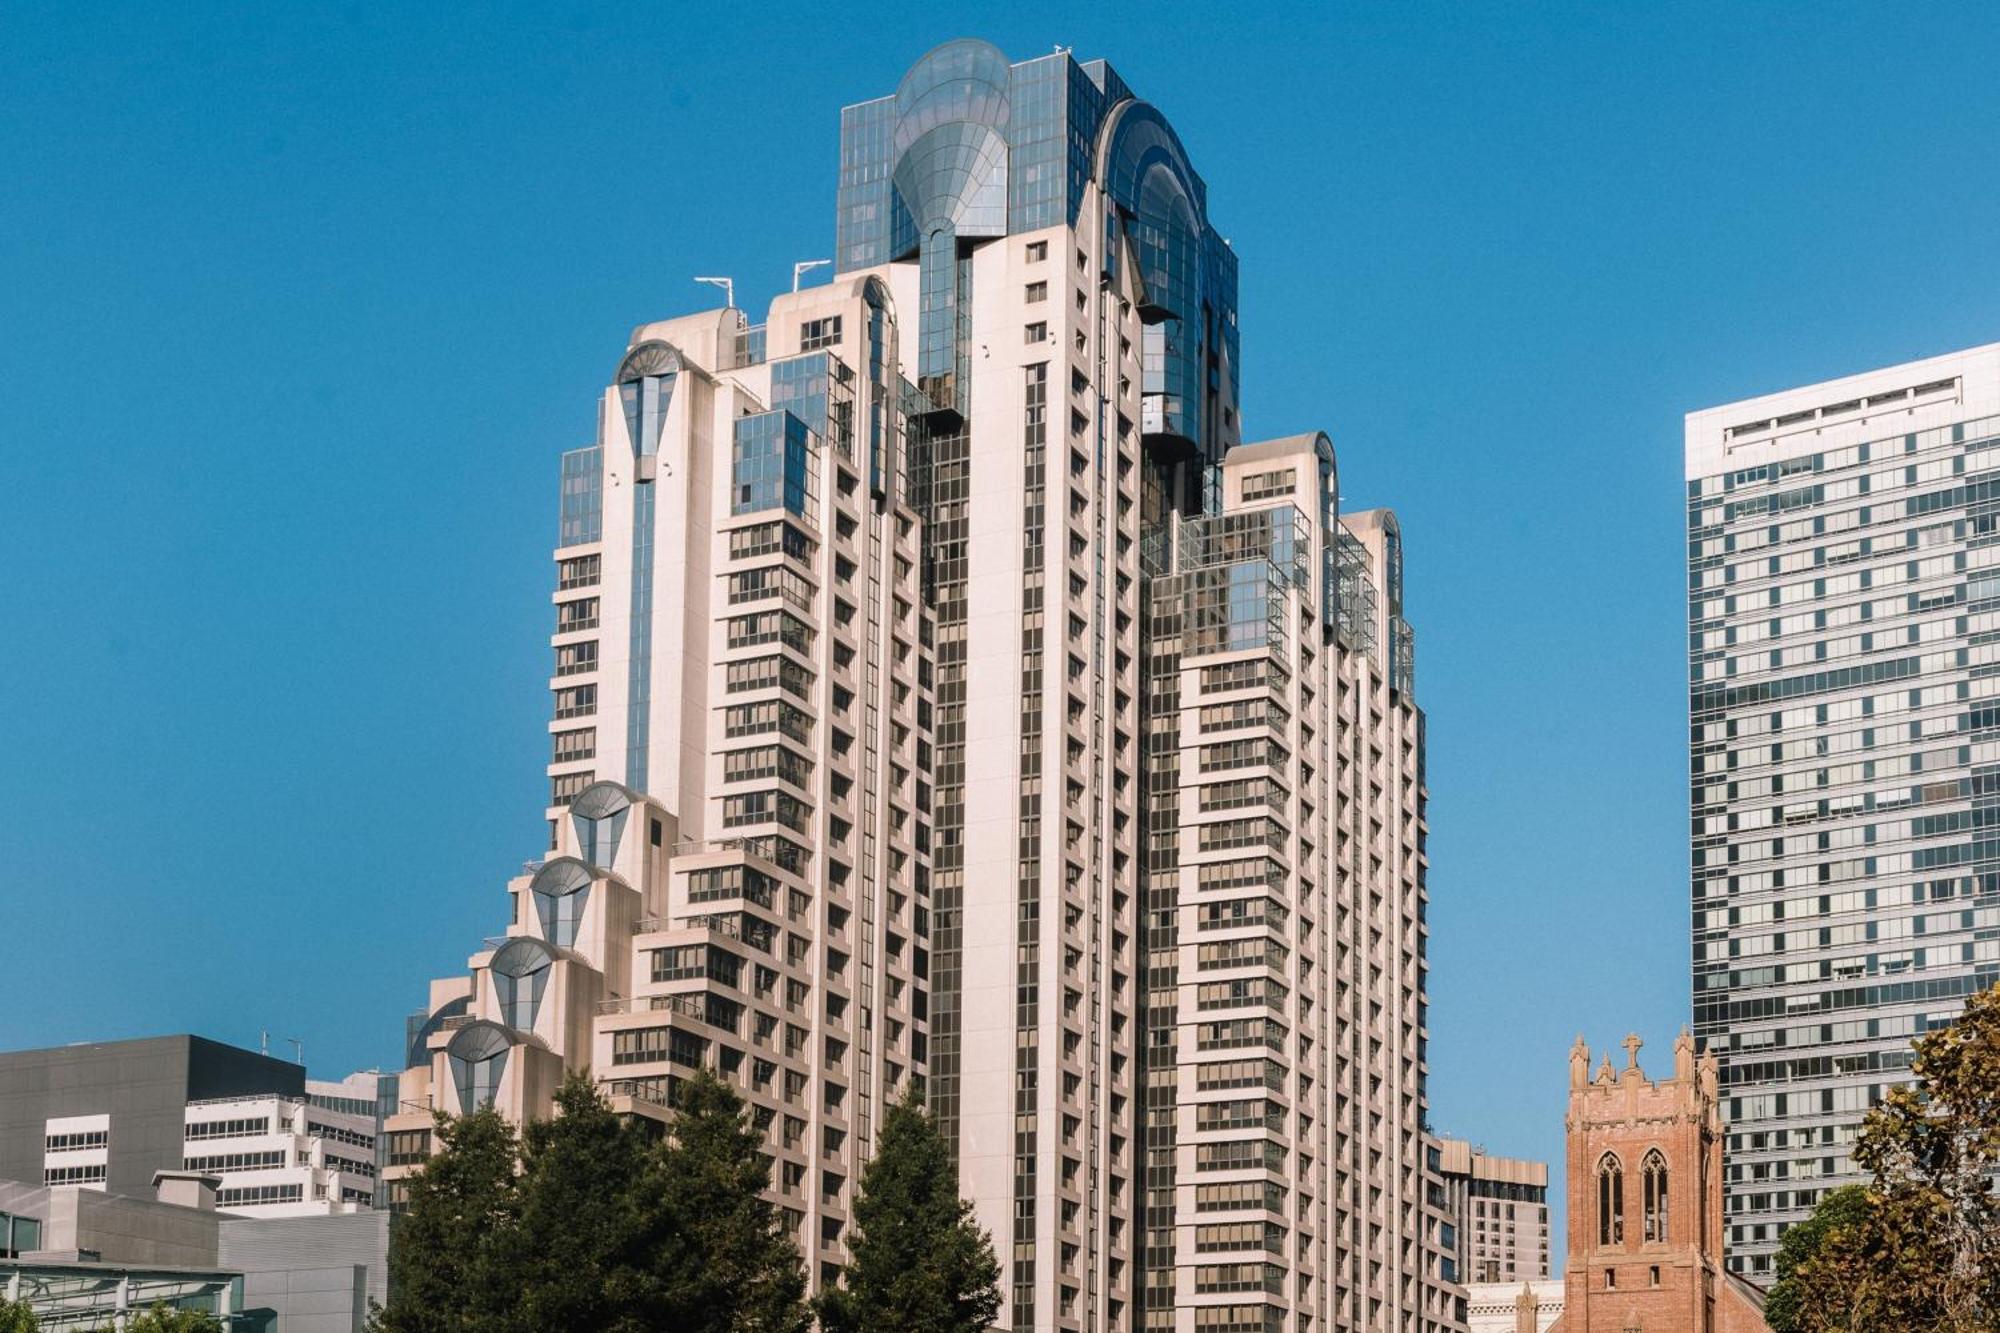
left=506, top=1071, right=654, bottom=1333
left=651, top=1069, right=808, bottom=1333
left=1764, top=1184, right=1870, bottom=1333
left=0, top=1298, right=37, bottom=1333
left=815, top=1085, right=1000, bottom=1333
left=1786, top=982, right=2000, bottom=1331
left=371, top=1105, right=521, bottom=1333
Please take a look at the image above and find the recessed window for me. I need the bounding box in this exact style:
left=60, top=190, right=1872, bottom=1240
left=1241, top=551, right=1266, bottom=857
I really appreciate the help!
left=1026, top=322, right=1048, bottom=344
left=1026, top=281, right=1048, bottom=303
left=1650, top=1265, right=1661, bottom=1287
left=550, top=771, right=592, bottom=806
left=1605, top=1268, right=1616, bottom=1289
left=1026, top=240, right=1048, bottom=262
left=799, top=316, right=842, bottom=352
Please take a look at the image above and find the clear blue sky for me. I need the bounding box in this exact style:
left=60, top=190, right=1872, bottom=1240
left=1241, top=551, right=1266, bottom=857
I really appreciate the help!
left=5, top=0, right=1998, bottom=1257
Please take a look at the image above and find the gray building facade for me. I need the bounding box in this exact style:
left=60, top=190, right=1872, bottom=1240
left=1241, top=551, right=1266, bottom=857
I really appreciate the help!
left=0, top=1037, right=304, bottom=1198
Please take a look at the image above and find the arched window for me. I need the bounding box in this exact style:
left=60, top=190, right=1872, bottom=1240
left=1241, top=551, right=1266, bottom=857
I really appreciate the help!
left=1643, top=1149, right=1670, bottom=1243
left=569, top=783, right=633, bottom=869
left=490, top=938, right=555, bottom=1034
left=1598, top=1153, right=1624, bottom=1246
left=530, top=858, right=593, bottom=949
left=446, top=1023, right=513, bottom=1115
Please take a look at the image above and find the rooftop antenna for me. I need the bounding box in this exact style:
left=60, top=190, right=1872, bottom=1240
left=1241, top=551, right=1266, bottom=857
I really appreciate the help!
left=694, top=276, right=735, bottom=309
left=287, top=1037, right=304, bottom=1066
left=792, top=259, right=831, bottom=292
left=260, top=1030, right=269, bottom=1056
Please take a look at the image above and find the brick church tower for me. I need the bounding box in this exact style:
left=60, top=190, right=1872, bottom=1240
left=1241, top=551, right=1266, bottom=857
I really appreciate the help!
left=1552, top=1031, right=1768, bottom=1333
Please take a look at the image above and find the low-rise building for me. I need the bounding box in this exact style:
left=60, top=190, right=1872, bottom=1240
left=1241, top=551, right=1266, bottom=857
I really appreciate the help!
left=1463, top=1279, right=1563, bottom=1333
left=0, top=1036, right=386, bottom=1218
left=0, top=1172, right=387, bottom=1331
left=181, top=1074, right=384, bottom=1216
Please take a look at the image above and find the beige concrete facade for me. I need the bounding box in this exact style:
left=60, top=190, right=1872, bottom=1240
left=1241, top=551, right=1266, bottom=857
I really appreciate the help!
left=386, top=39, right=1458, bottom=1333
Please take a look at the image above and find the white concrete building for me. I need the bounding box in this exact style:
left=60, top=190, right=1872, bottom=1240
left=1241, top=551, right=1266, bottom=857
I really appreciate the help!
left=1462, top=1279, right=1562, bottom=1333
left=388, top=38, right=1459, bottom=1333
left=1687, top=342, right=2000, bottom=1275
left=180, top=1072, right=383, bottom=1217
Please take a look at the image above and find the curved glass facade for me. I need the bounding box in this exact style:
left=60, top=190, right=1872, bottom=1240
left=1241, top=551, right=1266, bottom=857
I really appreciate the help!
left=834, top=43, right=1238, bottom=459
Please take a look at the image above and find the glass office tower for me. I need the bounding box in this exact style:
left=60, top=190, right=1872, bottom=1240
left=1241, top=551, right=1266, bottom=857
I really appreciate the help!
left=1686, top=343, right=2000, bottom=1276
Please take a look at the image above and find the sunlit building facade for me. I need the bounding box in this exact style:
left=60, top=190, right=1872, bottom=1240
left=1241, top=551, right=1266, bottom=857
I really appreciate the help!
left=1686, top=342, right=2000, bottom=1275
left=385, top=38, right=1458, bottom=1333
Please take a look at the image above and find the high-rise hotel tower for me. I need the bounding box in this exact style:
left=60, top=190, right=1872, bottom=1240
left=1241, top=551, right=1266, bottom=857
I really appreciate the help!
left=385, top=39, right=1460, bottom=1333
left=1687, top=343, right=2000, bottom=1276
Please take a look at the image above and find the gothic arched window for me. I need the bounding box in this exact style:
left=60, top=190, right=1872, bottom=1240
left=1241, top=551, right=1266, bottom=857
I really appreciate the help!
left=1643, top=1149, right=1670, bottom=1243
left=1598, top=1153, right=1624, bottom=1246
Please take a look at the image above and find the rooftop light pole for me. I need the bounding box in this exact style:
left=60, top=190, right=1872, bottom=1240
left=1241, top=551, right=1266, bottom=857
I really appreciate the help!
left=792, top=259, right=831, bottom=291
left=694, top=276, right=735, bottom=308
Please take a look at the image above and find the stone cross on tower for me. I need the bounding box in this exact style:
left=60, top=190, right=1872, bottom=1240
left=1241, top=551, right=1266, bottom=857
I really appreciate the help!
left=1622, top=1033, right=1643, bottom=1071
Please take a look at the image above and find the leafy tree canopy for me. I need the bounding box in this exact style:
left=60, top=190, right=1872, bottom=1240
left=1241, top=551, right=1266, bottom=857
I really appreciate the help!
left=1781, top=982, right=2000, bottom=1331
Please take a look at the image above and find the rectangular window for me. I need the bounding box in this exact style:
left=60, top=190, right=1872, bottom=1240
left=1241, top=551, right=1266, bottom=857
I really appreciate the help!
left=732, top=412, right=817, bottom=517
left=182, top=1150, right=287, bottom=1174
left=1025, top=281, right=1048, bottom=303
left=554, top=684, right=596, bottom=719
left=43, top=1163, right=107, bottom=1186
left=721, top=700, right=813, bottom=743
left=185, top=1118, right=271, bottom=1141
left=728, top=521, right=815, bottom=562
left=556, top=597, right=599, bottom=633
left=724, top=654, right=815, bottom=699
left=44, top=1130, right=109, bottom=1151
left=558, top=447, right=603, bottom=547
left=551, top=770, right=592, bottom=806
left=217, top=1184, right=303, bottom=1208
left=1025, top=322, right=1049, bottom=344
left=555, top=641, right=598, bottom=677
left=726, top=610, right=815, bottom=654
left=1026, top=240, right=1048, bottom=262
left=610, top=1026, right=708, bottom=1068
left=552, top=728, right=596, bottom=763
left=1239, top=469, right=1296, bottom=502
left=557, top=554, right=600, bottom=590
left=799, top=316, right=843, bottom=352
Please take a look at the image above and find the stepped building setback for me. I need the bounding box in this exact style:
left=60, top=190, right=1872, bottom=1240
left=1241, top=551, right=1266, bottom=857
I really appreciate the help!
left=385, top=39, right=1459, bottom=1333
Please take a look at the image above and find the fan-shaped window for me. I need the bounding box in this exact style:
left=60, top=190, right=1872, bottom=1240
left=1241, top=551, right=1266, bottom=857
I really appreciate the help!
left=1642, top=1149, right=1669, bottom=1243
left=569, top=782, right=633, bottom=868
left=447, top=1022, right=513, bottom=1115
left=490, top=938, right=555, bottom=1033
left=530, top=858, right=593, bottom=949
left=1598, top=1153, right=1624, bottom=1246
